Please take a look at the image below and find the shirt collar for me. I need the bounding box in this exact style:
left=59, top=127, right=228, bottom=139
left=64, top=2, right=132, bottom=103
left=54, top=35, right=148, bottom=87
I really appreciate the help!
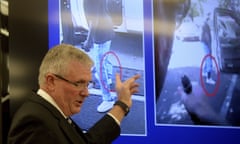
left=37, top=89, right=67, bottom=119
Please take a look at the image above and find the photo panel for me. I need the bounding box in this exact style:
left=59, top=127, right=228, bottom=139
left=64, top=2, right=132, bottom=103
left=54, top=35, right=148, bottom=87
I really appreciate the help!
left=58, top=0, right=146, bottom=136
left=48, top=0, right=240, bottom=143
left=154, top=0, right=240, bottom=127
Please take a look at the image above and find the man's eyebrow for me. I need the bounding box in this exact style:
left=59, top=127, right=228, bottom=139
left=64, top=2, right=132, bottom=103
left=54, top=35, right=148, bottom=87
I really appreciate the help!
left=75, top=79, right=91, bottom=84
left=75, top=79, right=86, bottom=83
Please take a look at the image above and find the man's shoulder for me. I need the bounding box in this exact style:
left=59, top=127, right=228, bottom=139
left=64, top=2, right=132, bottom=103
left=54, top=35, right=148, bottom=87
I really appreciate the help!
left=13, top=93, right=61, bottom=121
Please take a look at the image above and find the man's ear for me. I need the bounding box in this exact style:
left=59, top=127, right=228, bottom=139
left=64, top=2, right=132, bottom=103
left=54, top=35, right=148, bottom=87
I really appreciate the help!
left=45, top=74, right=56, bottom=90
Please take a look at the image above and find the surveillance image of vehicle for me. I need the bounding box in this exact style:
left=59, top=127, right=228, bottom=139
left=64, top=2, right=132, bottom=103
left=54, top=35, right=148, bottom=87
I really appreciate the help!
left=175, top=17, right=200, bottom=41
left=214, top=8, right=240, bottom=73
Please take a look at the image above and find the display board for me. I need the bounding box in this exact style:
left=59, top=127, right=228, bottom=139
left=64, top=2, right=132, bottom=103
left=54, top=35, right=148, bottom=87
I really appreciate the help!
left=49, top=0, right=240, bottom=143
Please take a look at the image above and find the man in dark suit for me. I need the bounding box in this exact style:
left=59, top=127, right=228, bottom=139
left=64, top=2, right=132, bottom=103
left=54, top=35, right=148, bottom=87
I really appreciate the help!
left=8, top=44, right=140, bottom=144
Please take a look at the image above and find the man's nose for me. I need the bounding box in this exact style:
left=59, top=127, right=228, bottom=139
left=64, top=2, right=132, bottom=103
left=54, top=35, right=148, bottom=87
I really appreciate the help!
left=79, top=88, right=89, bottom=97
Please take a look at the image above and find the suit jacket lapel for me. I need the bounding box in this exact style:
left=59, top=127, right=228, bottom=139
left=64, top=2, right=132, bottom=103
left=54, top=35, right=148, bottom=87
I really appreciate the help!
left=58, top=118, right=87, bottom=144
left=30, top=92, right=88, bottom=144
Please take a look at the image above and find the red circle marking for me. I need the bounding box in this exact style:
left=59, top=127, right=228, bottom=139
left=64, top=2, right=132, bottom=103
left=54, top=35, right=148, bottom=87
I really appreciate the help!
left=200, top=54, right=220, bottom=96
left=100, top=51, right=122, bottom=92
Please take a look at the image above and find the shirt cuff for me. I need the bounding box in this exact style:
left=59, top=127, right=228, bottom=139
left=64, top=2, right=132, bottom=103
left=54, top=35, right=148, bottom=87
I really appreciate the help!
left=107, top=113, right=120, bottom=126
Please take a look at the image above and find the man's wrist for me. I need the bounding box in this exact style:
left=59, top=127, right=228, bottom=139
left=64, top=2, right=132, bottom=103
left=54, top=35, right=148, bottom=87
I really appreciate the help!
left=114, top=100, right=130, bottom=116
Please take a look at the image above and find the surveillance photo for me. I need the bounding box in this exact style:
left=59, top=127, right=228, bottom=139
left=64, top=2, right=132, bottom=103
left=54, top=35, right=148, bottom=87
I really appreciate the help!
left=154, top=0, right=240, bottom=127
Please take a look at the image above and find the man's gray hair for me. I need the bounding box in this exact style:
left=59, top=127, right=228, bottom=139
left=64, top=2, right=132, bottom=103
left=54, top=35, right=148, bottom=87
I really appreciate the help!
left=38, top=44, right=94, bottom=86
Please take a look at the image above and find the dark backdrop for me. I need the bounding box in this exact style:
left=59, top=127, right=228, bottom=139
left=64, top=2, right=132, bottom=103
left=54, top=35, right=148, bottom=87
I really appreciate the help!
left=8, top=0, right=48, bottom=128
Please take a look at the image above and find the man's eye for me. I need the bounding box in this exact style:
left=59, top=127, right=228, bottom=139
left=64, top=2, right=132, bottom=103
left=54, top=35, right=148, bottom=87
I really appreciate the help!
left=76, top=81, right=85, bottom=85
left=76, top=81, right=89, bottom=86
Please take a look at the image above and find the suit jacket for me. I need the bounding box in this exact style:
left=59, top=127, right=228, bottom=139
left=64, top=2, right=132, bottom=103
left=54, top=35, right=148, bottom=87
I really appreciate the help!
left=8, top=92, right=120, bottom=144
